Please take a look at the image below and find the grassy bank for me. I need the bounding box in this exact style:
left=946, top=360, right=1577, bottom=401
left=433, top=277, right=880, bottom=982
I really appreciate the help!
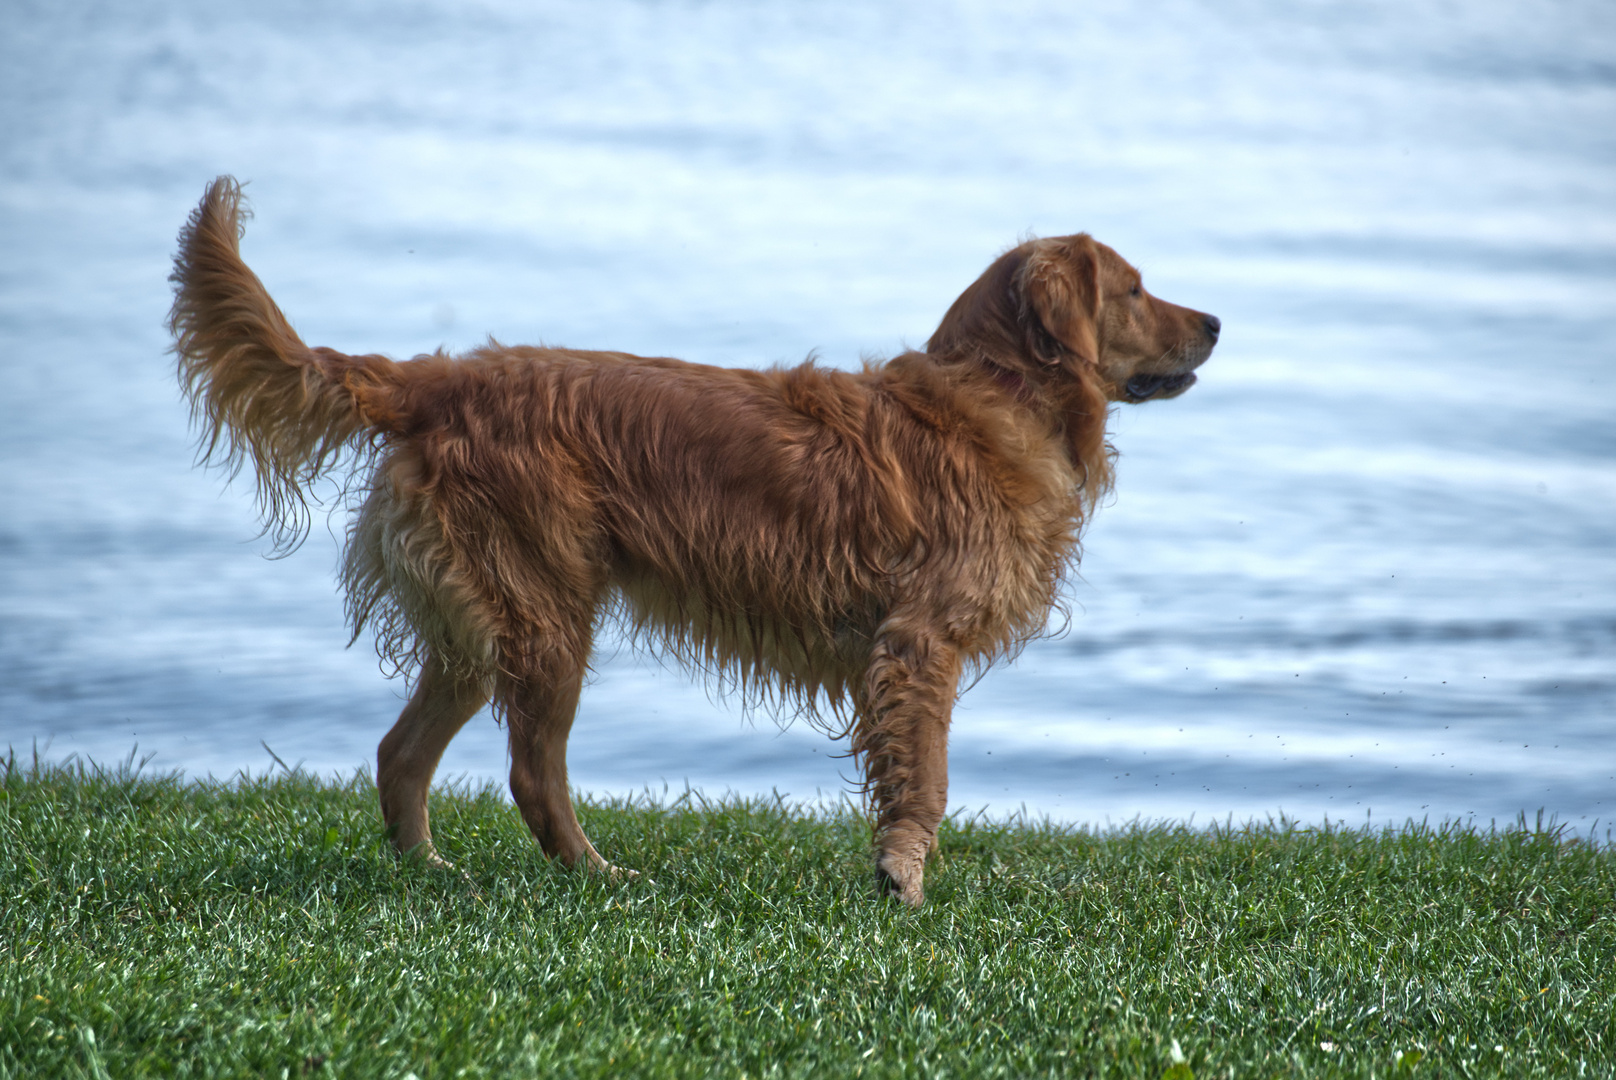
left=1, top=757, right=1612, bottom=1078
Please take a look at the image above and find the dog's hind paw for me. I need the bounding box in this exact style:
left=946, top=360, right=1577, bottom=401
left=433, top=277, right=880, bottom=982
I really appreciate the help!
left=875, top=853, right=925, bottom=907
left=402, top=842, right=455, bottom=871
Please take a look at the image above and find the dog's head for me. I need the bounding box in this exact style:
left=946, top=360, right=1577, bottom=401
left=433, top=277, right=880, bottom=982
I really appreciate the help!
left=930, top=234, right=1220, bottom=405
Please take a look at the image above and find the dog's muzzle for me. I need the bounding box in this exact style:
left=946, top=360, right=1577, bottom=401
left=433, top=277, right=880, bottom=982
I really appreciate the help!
left=1124, top=372, right=1198, bottom=402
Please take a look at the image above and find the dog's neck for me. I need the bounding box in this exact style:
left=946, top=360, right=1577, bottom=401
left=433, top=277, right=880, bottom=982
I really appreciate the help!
left=981, top=359, right=1036, bottom=404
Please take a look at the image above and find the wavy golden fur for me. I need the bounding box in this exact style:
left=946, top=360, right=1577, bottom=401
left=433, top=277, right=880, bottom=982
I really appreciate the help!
left=169, top=177, right=1219, bottom=905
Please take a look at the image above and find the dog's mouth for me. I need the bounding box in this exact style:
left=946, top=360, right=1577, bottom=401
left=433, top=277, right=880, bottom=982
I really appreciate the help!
left=1123, top=372, right=1197, bottom=402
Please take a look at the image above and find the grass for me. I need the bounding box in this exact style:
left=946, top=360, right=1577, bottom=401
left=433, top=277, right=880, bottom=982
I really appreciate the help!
left=1, top=755, right=1612, bottom=1078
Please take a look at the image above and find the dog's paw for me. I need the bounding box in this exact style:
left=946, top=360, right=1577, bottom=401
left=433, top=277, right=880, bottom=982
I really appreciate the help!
left=402, top=842, right=455, bottom=870
left=588, top=860, right=647, bottom=885
left=875, top=852, right=925, bottom=907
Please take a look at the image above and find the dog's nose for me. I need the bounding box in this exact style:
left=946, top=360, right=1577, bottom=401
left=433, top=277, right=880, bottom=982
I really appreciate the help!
left=1203, top=314, right=1221, bottom=342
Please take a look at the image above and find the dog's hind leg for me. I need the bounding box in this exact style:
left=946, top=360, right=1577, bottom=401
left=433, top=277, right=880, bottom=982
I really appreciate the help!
left=857, top=614, right=963, bottom=907
left=502, top=652, right=612, bottom=873
left=377, top=656, right=490, bottom=866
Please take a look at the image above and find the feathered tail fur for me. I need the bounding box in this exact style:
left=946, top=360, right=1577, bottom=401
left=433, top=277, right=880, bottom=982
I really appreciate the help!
left=168, top=176, right=400, bottom=548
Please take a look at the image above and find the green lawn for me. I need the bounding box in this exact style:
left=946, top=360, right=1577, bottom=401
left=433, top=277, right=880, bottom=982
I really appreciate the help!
left=2, top=755, right=1611, bottom=1078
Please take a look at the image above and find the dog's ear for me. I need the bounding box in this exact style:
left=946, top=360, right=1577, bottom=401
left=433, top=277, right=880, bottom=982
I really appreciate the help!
left=1017, top=237, right=1101, bottom=368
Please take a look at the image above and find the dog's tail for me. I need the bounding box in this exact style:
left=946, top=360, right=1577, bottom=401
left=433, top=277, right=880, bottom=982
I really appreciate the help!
left=169, top=176, right=406, bottom=548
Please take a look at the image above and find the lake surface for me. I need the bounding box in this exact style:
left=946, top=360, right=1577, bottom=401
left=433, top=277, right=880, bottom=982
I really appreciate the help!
left=2, top=0, right=1613, bottom=832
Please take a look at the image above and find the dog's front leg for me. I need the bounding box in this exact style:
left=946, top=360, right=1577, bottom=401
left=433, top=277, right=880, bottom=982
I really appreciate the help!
left=857, top=617, right=962, bottom=907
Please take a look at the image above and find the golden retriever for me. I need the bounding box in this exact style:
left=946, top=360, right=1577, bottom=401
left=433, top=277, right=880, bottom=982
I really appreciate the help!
left=169, top=177, right=1218, bottom=905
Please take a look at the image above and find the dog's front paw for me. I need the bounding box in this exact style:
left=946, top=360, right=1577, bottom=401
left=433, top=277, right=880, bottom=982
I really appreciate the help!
left=875, top=850, right=925, bottom=907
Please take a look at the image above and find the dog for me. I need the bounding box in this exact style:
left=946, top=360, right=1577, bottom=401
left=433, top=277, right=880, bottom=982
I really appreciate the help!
left=169, top=177, right=1218, bottom=905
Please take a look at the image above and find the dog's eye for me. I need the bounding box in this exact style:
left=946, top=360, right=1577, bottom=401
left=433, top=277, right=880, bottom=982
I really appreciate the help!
left=1128, top=283, right=1142, bottom=298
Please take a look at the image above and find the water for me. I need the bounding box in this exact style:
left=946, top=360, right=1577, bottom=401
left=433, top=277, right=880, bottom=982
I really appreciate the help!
left=2, top=0, right=1613, bottom=829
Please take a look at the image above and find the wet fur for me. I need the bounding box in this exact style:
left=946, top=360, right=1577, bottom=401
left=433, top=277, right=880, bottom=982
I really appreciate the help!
left=169, top=177, right=1218, bottom=905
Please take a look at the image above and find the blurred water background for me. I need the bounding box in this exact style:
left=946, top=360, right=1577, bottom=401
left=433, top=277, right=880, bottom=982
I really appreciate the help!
left=2, top=0, right=1612, bottom=831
